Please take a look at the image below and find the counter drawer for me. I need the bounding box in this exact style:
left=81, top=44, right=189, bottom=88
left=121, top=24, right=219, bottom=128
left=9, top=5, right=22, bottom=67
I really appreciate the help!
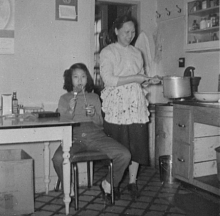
left=173, top=108, right=191, bottom=144
left=173, top=142, right=190, bottom=180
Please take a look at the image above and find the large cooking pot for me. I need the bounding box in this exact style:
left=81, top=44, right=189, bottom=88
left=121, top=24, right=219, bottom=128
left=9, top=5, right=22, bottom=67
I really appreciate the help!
left=163, top=76, right=191, bottom=99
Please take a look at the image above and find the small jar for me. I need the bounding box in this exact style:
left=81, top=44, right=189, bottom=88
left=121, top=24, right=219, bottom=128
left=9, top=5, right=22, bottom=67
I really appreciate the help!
left=202, top=0, right=207, bottom=9
left=211, top=14, right=219, bottom=26
left=210, top=0, right=214, bottom=7
left=200, top=17, right=207, bottom=29
left=206, top=19, right=211, bottom=28
left=213, top=0, right=219, bottom=6
left=212, top=33, right=219, bottom=40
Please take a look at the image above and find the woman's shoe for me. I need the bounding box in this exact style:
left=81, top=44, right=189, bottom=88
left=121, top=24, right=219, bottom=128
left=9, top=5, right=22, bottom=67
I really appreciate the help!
left=127, top=183, right=140, bottom=199
left=99, top=183, right=112, bottom=205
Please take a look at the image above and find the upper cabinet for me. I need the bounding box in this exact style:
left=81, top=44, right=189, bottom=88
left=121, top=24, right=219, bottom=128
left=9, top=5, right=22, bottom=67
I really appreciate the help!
left=156, top=0, right=184, bottom=22
left=184, top=0, right=220, bottom=52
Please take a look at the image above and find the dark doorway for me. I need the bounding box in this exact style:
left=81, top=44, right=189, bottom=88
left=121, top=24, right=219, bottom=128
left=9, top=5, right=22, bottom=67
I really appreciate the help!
left=94, top=1, right=138, bottom=94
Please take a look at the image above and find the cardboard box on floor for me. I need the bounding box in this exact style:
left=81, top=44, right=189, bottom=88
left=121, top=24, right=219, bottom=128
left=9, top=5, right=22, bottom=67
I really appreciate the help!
left=0, top=149, right=34, bottom=215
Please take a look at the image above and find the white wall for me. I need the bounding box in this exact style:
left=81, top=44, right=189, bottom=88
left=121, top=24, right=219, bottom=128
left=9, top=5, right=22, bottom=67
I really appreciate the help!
left=0, top=0, right=218, bottom=108
left=150, top=0, right=220, bottom=103
left=0, top=0, right=157, bottom=110
left=0, top=0, right=95, bottom=111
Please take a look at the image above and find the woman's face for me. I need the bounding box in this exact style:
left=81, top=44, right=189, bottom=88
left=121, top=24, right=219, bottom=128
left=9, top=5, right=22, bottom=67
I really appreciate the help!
left=71, top=69, right=87, bottom=91
left=115, top=21, right=135, bottom=47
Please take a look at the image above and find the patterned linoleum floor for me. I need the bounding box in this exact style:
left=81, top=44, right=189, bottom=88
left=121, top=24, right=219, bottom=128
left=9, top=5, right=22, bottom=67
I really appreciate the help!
left=29, top=162, right=219, bottom=216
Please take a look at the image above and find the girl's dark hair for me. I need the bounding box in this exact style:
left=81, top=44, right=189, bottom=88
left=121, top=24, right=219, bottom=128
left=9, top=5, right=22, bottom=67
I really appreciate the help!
left=108, top=14, right=138, bottom=45
left=63, top=63, right=94, bottom=93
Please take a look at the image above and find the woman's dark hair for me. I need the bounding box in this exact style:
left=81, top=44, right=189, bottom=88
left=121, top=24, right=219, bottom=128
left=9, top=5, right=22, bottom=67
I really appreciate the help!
left=63, top=63, right=94, bottom=93
left=108, top=14, right=138, bottom=45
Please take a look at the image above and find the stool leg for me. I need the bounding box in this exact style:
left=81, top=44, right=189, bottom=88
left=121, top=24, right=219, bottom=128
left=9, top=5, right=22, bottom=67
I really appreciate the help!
left=109, top=160, right=114, bottom=204
left=87, top=161, right=91, bottom=188
left=73, top=163, right=79, bottom=210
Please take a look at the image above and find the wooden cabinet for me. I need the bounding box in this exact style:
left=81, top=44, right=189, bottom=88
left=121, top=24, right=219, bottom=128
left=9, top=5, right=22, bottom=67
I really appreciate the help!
left=157, top=0, right=184, bottom=22
left=173, top=107, right=192, bottom=181
left=185, top=0, right=220, bottom=52
left=173, top=103, right=220, bottom=196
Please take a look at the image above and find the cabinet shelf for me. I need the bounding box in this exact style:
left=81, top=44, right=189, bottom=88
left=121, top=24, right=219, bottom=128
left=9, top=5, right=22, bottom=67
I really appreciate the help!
left=189, top=6, right=219, bottom=16
left=188, top=26, right=219, bottom=34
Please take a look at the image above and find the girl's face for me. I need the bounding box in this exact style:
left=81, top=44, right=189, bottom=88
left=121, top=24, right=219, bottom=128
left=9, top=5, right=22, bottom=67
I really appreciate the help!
left=71, top=69, right=87, bottom=91
left=115, top=21, right=135, bottom=47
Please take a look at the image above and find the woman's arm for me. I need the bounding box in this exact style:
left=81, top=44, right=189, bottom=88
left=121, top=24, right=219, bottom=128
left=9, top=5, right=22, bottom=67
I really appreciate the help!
left=116, top=74, right=151, bottom=86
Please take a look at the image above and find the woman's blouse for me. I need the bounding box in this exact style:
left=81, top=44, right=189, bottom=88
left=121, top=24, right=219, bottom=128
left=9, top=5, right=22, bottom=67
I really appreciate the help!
left=100, top=42, right=150, bottom=125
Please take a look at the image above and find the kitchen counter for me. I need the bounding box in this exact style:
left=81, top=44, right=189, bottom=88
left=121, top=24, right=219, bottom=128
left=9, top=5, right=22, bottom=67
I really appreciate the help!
left=172, top=102, right=220, bottom=196
left=173, top=100, right=220, bottom=127
left=173, top=100, right=220, bottom=109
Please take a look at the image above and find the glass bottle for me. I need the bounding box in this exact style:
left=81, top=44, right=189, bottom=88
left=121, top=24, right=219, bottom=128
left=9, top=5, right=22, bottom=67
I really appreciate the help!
left=12, top=91, right=18, bottom=114
left=192, top=20, right=199, bottom=30
left=210, top=0, right=214, bottom=7
left=202, top=0, right=207, bottom=9
left=211, top=14, right=219, bottom=26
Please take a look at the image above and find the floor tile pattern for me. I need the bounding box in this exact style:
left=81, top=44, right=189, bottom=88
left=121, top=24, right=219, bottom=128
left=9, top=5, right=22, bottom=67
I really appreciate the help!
left=27, top=161, right=219, bottom=216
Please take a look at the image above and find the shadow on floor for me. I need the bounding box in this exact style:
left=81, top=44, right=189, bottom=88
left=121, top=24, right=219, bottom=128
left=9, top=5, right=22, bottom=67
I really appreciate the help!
left=173, top=192, right=220, bottom=216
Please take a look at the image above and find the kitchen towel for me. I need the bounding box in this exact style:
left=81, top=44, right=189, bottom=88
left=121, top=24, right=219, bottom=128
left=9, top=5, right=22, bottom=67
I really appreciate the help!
left=135, top=31, right=152, bottom=76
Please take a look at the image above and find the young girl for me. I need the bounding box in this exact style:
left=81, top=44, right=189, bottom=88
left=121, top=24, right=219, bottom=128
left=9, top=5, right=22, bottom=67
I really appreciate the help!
left=52, top=63, right=131, bottom=203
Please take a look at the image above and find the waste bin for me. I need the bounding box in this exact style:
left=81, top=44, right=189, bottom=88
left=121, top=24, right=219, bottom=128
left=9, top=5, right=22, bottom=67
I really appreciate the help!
left=159, top=155, right=175, bottom=184
left=155, top=104, right=173, bottom=168
left=215, top=146, right=220, bottom=181
left=0, top=149, right=34, bottom=215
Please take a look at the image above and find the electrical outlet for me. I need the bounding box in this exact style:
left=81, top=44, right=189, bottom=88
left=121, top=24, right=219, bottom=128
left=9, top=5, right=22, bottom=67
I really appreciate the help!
left=179, top=58, right=185, bottom=68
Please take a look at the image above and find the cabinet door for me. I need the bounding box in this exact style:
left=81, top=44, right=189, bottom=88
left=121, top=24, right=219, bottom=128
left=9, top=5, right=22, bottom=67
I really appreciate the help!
left=184, top=0, right=220, bottom=52
left=173, top=106, right=191, bottom=181
left=173, top=142, right=191, bottom=180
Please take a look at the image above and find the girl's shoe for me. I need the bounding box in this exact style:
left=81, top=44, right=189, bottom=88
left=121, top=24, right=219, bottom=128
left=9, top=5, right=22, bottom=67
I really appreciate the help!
left=113, top=186, right=121, bottom=200
left=127, top=183, right=140, bottom=199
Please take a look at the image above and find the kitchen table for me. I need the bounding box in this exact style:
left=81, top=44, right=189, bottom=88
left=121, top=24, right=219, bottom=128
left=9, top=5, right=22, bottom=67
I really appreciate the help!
left=0, top=115, right=74, bottom=215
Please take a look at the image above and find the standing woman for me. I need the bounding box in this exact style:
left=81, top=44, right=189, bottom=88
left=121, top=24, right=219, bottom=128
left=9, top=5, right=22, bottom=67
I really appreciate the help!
left=100, top=14, right=160, bottom=199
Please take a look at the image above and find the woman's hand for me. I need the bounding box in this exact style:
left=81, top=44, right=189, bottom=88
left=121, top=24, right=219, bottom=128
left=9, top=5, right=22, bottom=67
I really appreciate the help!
left=135, top=74, right=151, bottom=84
left=141, top=75, right=162, bottom=87
left=149, top=75, right=162, bottom=85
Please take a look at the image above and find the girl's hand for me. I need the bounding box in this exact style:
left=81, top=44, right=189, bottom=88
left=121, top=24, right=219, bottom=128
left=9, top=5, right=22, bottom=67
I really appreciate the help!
left=69, top=98, right=77, bottom=112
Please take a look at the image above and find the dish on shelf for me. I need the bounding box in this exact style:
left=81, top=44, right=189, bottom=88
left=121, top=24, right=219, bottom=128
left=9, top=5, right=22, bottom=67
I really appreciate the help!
left=194, top=92, right=220, bottom=102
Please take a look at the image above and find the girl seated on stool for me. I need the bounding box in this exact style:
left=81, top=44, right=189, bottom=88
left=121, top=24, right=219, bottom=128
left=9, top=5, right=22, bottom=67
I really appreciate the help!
left=52, top=63, right=131, bottom=203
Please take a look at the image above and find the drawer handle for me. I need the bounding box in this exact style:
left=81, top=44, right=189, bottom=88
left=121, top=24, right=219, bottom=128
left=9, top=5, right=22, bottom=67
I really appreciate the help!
left=178, top=123, right=186, bottom=128
left=178, top=158, right=185, bottom=162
